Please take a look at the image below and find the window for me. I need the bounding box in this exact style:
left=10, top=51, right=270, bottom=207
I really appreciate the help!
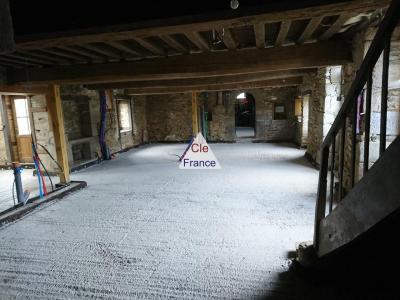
left=14, top=98, right=31, bottom=135
left=274, top=103, right=286, bottom=120
left=117, top=100, right=132, bottom=132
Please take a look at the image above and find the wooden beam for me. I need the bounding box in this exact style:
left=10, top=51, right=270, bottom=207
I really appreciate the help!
left=0, top=84, right=48, bottom=95
left=185, top=32, right=210, bottom=52
left=192, top=91, right=199, bottom=136
left=5, top=53, right=56, bottom=65
left=0, top=56, right=39, bottom=67
left=18, top=51, right=71, bottom=64
left=7, top=40, right=351, bottom=85
left=275, top=21, right=291, bottom=46
left=159, top=35, right=188, bottom=53
left=297, top=16, right=324, bottom=44
left=222, top=29, right=236, bottom=50
left=81, top=44, right=121, bottom=60
left=14, top=0, right=388, bottom=51
left=125, top=77, right=303, bottom=95
left=46, top=85, right=70, bottom=184
left=86, top=69, right=314, bottom=90
left=57, top=46, right=105, bottom=60
left=319, top=14, right=351, bottom=40
left=107, top=41, right=141, bottom=57
left=132, top=38, right=164, bottom=56
left=254, top=23, right=266, bottom=49
left=40, top=48, right=87, bottom=62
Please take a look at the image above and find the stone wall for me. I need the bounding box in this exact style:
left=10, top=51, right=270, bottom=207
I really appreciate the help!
left=146, top=93, right=192, bottom=142
left=202, top=92, right=235, bottom=142
left=306, top=67, right=343, bottom=165
left=60, top=85, right=148, bottom=166
left=31, top=94, right=59, bottom=173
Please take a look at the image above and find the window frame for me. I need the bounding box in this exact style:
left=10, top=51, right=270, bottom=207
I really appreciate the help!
left=117, top=99, right=133, bottom=133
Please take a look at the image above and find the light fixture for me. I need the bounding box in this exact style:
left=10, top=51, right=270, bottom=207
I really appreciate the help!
left=230, top=0, right=239, bottom=10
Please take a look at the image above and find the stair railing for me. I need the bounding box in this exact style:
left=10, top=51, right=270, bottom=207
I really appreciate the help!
left=314, top=0, right=400, bottom=249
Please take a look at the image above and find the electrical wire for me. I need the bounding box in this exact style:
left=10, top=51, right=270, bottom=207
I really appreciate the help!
left=36, top=142, right=64, bottom=173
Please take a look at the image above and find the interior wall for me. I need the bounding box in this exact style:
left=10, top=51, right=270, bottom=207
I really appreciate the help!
left=145, top=93, right=192, bottom=142
left=249, top=87, right=297, bottom=142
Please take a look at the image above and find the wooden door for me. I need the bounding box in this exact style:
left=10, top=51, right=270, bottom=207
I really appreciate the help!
left=12, top=97, right=33, bottom=163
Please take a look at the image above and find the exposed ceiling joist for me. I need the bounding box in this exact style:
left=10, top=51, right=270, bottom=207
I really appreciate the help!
left=275, top=21, right=291, bottom=46
left=297, top=16, right=324, bottom=44
left=132, top=37, right=165, bottom=56
left=222, top=29, right=237, bottom=50
left=254, top=23, right=266, bottom=49
left=320, top=13, right=353, bottom=40
left=159, top=35, right=188, bottom=53
left=7, top=40, right=351, bottom=85
left=107, top=41, right=141, bottom=57
left=185, top=32, right=210, bottom=52
left=125, top=77, right=303, bottom=95
left=85, top=69, right=315, bottom=90
left=13, top=0, right=388, bottom=51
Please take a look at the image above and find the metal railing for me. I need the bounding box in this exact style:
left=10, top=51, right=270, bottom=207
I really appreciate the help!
left=314, top=0, right=400, bottom=248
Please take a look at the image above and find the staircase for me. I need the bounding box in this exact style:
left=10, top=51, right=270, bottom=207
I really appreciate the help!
left=300, top=0, right=400, bottom=270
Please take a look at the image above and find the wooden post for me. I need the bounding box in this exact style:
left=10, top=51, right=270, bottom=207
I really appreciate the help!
left=46, top=85, right=70, bottom=184
left=192, top=91, right=199, bottom=136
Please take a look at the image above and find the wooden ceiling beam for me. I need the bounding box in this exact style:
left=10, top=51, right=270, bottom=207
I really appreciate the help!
left=107, top=41, right=141, bottom=57
left=7, top=40, right=351, bottom=85
left=80, top=44, right=121, bottom=60
left=125, top=77, right=303, bottom=95
left=5, top=53, right=55, bottom=65
left=0, top=56, right=39, bottom=67
left=320, top=14, right=352, bottom=40
left=254, top=23, right=266, bottom=49
left=159, top=35, right=188, bottom=53
left=13, top=0, right=388, bottom=51
left=275, top=21, right=291, bottom=46
left=19, top=50, right=71, bottom=64
left=85, top=69, right=315, bottom=90
left=132, top=38, right=165, bottom=56
left=57, top=46, right=105, bottom=60
left=39, top=48, right=87, bottom=62
left=222, top=29, right=236, bottom=50
left=297, top=16, right=324, bottom=44
left=185, top=32, right=210, bottom=52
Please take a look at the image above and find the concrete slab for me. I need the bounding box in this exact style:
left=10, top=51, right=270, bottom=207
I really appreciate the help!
left=0, top=142, right=319, bottom=299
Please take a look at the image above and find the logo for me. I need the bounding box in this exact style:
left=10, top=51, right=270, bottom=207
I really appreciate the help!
left=179, top=133, right=221, bottom=169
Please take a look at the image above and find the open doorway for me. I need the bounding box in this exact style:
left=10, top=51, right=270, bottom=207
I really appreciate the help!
left=235, top=92, right=255, bottom=139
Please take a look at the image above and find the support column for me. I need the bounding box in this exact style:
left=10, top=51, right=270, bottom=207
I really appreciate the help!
left=192, top=91, right=199, bottom=136
left=46, top=85, right=70, bottom=184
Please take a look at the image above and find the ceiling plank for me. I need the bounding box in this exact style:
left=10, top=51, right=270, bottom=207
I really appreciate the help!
left=222, top=29, right=236, bottom=50
left=275, top=21, right=291, bottom=46
left=297, top=16, right=324, bottom=44
left=125, top=77, right=303, bottom=95
left=185, top=32, right=210, bottom=52
left=86, top=69, right=315, bottom=90
left=159, top=35, right=188, bottom=53
left=14, top=0, right=388, bottom=51
left=7, top=40, right=352, bottom=85
left=5, top=53, right=55, bottom=65
left=319, top=14, right=352, bottom=40
left=254, top=23, right=266, bottom=49
left=19, top=50, right=71, bottom=64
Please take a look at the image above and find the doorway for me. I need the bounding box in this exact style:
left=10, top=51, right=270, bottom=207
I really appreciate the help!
left=12, top=97, right=33, bottom=163
left=235, top=92, right=255, bottom=139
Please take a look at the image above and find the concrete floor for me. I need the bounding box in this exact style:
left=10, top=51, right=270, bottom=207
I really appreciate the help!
left=0, top=142, right=320, bottom=299
left=0, top=169, right=57, bottom=213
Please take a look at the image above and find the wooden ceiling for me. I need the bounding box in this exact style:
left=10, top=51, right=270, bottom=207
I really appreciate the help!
left=0, top=0, right=390, bottom=88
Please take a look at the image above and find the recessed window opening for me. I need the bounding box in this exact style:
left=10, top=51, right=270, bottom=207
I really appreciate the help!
left=117, top=100, right=132, bottom=132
